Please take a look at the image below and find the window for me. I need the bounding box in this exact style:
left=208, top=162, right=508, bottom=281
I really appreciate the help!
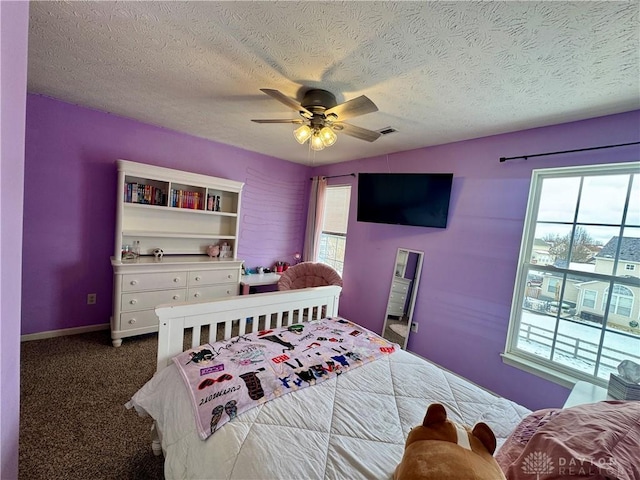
left=504, top=162, right=640, bottom=388
left=547, top=278, right=560, bottom=295
left=317, top=185, right=351, bottom=275
left=603, top=285, right=634, bottom=317
left=582, top=290, right=597, bottom=309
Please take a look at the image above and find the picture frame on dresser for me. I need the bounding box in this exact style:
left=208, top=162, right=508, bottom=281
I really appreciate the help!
left=110, top=159, right=244, bottom=347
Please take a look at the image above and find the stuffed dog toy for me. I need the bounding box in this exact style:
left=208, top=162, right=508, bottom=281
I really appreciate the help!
left=394, top=403, right=505, bottom=480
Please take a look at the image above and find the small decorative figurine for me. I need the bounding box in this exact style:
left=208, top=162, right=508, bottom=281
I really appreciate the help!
left=220, top=242, right=232, bottom=258
left=153, top=248, right=164, bottom=261
left=207, top=244, right=220, bottom=258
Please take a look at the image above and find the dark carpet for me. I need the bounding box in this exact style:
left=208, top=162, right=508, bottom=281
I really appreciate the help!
left=19, top=330, right=164, bottom=480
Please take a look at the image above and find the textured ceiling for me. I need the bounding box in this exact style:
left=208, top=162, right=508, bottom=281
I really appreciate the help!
left=27, top=1, right=640, bottom=166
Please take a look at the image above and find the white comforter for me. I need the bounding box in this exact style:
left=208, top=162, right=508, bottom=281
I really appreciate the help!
left=129, top=349, right=530, bottom=480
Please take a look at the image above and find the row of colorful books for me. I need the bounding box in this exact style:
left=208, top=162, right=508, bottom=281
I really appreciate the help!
left=124, top=182, right=166, bottom=205
left=169, top=189, right=204, bottom=209
left=124, top=183, right=222, bottom=212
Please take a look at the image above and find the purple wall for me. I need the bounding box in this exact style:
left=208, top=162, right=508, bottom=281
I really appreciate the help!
left=22, top=95, right=310, bottom=335
left=1, top=2, right=29, bottom=477
left=312, top=110, right=640, bottom=411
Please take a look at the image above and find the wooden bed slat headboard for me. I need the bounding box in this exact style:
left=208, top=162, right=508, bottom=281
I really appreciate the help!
left=154, top=285, right=342, bottom=372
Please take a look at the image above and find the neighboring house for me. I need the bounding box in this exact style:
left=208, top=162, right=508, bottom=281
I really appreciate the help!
left=527, top=237, right=640, bottom=333
left=575, top=237, right=640, bottom=331
left=530, top=238, right=553, bottom=265
left=593, top=236, right=640, bottom=277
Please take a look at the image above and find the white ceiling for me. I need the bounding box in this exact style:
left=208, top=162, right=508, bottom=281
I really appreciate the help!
left=27, top=1, right=640, bottom=166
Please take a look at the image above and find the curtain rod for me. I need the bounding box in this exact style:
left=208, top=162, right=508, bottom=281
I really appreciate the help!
left=499, top=141, right=640, bottom=163
left=310, top=173, right=356, bottom=180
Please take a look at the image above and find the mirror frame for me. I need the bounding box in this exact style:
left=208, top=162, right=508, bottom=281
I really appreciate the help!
left=381, top=248, right=424, bottom=350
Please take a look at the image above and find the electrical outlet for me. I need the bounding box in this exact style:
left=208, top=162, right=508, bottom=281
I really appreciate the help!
left=411, top=322, right=418, bottom=333
left=87, top=293, right=97, bottom=305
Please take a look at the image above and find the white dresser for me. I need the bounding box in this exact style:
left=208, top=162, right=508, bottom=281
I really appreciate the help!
left=110, top=160, right=244, bottom=346
left=386, top=276, right=412, bottom=317
left=111, top=256, right=242, bottom=346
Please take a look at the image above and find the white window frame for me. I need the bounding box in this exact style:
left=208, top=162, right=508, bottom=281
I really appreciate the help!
left=317, top=185, right=351, bottom=275
left=503, top=161, right=640, bottom=388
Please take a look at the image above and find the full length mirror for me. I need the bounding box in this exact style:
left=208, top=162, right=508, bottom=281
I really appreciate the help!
left=381, top=248, right=424, bottom=349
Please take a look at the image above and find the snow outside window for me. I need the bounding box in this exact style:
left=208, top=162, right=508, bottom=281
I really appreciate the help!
left=503, top=162, right=640, bottom=388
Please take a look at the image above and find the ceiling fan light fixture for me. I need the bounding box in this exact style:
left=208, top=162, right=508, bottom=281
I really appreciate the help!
left=310, top=132, right=326, bottom=151
left=319, top=126, right=337, bottom=147
left=293, top=125, right=312, bottom=144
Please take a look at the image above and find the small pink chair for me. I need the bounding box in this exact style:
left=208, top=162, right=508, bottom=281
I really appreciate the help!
left=277, top=262, right=343, bottom=291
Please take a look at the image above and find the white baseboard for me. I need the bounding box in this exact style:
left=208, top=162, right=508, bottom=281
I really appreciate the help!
left=21, top=323, right=110, bottom=342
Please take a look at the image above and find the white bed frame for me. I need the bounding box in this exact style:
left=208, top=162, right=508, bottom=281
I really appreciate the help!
left=154, top=285, right=342, bottom=373
left=150, top=285, right=341, bottom=455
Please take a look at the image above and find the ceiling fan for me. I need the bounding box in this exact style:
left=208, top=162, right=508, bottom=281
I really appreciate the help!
left=252, top=88, right=381, bottom=150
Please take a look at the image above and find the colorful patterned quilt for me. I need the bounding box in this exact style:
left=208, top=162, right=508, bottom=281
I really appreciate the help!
left=172, top=316, right=398, bottom=440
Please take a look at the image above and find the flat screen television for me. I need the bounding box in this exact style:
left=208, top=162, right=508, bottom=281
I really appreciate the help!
left=357, top=173, right=453, bottom=228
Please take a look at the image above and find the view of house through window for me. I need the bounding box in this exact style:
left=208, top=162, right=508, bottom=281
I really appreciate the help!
left=318, top=185, right=351, bottom=275
left=504, top=162, right=640, bottom=387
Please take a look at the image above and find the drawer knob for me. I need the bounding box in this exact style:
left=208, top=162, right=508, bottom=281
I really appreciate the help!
left=194, top=293, right=201, bottom=298
left=173, top=295, right=179, bottom=300
left=130, top=280, right=138, bottom=285
left=174, top=277, right=180, bottom=283
left=195, top=276, right=201, bottom=281
left=226, top=290, right=231, bottom=295
left=129, top=299, right=137, bottom=305
left=128, top=318, right=137, bottom=324
left=227, top=274, right=232, bottom=279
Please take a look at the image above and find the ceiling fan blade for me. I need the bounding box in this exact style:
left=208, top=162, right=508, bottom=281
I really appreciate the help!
left=335, top=122, right=381, bottom=142
left=260, top=89, right=313, bottom=116
left=325, top=95, right=378, bottom=121
left=251, top=119, right=304, bottom=124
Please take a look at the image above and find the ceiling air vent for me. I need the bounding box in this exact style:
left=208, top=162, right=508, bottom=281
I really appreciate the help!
left=378, top=127, right=397, bottom=135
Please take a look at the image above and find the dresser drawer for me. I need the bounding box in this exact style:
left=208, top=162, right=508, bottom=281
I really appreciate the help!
left=387, top=300, right=405, bottom=316
left=121, top=289, right=186, bottom=311
left=391, top=281, right=410, bottom=294
left=188, top=269, right=239, bottom=286
left=119, top=309, right=159, bottom=331
left=122, top=272, right=187, bottom=292
left=187, top=284, right=239, bottom=301
left=388, top=292, right=407, bottom=304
